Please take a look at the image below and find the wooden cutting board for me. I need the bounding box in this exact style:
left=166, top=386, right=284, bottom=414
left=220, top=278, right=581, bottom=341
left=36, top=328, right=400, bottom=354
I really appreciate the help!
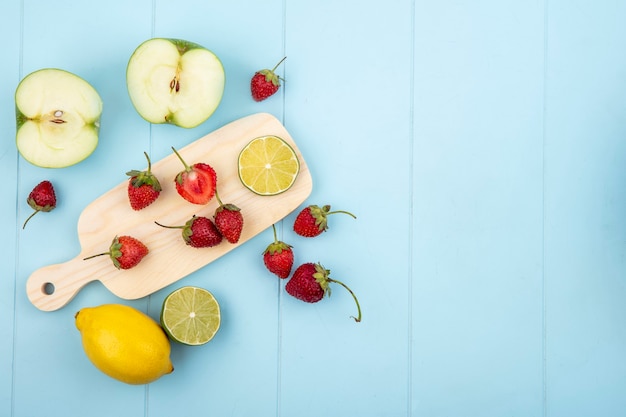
left=26, top=112, right=313, bottom=312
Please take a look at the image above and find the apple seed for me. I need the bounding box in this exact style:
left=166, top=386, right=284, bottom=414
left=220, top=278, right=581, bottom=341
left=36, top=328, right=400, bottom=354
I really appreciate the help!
left=169, top=77, right=180, bottom=93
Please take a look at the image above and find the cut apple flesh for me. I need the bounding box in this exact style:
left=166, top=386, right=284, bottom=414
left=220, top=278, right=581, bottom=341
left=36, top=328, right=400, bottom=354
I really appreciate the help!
left=15, top=69, right=102, bottom=168
left=126, top=38, right=225, bottom=128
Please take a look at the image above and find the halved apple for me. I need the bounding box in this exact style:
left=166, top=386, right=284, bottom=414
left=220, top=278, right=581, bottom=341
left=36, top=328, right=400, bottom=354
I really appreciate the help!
left=126, top=38, right=225, bottom=128
left=15, top=68, right=103, bottom=168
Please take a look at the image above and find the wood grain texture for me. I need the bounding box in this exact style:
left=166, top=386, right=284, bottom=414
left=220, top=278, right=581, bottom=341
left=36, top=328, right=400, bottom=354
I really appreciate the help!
left=26, top=113, right=312, bottom=311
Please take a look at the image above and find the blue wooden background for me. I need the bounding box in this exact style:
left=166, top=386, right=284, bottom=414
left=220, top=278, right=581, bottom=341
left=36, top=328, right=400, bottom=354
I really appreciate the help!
left=2, top=0, right=626, bottom=416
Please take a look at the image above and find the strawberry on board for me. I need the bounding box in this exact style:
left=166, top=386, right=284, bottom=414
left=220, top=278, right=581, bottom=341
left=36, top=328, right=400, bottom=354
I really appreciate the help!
left=155, top=215, right=223, bottom=248
left=293, top=204, right=356, bottom=237
left=171, top=146, right=217, bottom=205
left=83, top=235, right=149, bottom=270
left=250, top=57, right=286, bottom=102
left=126, top=151, right=162, bottom=210
left=285, top=262, right=362, bottom=322
left=23, top=180, right=57, bottom=229
left=213, top=190, right=244, bottom=244
left=262, top=224, right=294, bottom=279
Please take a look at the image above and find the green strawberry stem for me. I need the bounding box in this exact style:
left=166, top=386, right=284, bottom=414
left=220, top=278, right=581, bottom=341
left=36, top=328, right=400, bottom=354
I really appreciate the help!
left=83, top=252, right=108, bottom=260
left=154, top=221, right=184, bottom=229
left=327, top=210, right=356, bottom=219
left=84, top=236, right=118, bottom=261
left=171, top=146, right=191, bottom=172
left=328, top=278, right=362, bottom=323
left=264, top=224, right=291, bottom=256
left=271, top=56, right=287, bottom=72
left=215, top=188, right=224, bottom=206
left=144, top=151, right=152, bottom=171
left=213, top=189, right=240, bottom=213
left=22, top=210, right=40, bottom=229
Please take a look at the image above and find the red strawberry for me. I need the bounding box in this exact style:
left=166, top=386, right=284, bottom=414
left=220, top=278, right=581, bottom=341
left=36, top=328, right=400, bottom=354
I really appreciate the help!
left=285, top=262, right=362, bottom=322
left=126, top=151, right=162, bottom=210
left=293, top=204, right=356, bottom=237
left=155, top=215, right=223, bottom=248
left=214, top=190, right=243, bottom=244
left=250, top=57, right=286, bottom=102
left=83, top=235, right=149, bottom=270
left=171, top=146, right=217, bottom=205
left=262, top=224, right=294, bottom=279
left=23, top=180, right=57, bottom=229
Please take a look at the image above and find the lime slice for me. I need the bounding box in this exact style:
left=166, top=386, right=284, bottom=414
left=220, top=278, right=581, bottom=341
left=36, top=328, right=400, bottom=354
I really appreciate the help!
left=238, top=135, right=300, bottom=196
left=160, top=286, right=221, bottom=346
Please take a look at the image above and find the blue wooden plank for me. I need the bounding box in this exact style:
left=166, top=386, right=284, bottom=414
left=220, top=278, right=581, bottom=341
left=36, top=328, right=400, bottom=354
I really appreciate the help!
left=146, top=1, right=285, bottom=416
left=545, top=1, right=626, bottom=416
left=280, top=1, right=414, bottom=416
left=412, top=1, right=545, bottom=415
left=0, top=1, right=21, bottom=415
left=11, top=1, right=153, bottom=416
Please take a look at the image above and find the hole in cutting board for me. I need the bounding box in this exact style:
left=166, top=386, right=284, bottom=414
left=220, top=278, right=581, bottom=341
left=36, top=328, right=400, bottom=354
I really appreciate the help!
left=42, top=282, right=55, bottom=295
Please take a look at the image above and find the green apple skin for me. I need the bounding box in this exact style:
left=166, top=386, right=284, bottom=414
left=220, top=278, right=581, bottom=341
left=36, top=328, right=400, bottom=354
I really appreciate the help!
left=126, top=38, right=225, bottom=129
left=15, top=68, right=103, bottom=168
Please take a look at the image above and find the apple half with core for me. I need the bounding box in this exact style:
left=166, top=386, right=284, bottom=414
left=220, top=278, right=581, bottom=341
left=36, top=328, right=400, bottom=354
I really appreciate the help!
left=126, top=38, right=225, bottom=128
left=15, top=68, right=103, bottom=168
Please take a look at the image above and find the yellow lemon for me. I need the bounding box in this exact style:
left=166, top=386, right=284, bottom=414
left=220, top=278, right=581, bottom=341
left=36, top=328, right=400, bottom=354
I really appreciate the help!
left=75, top=304, right=174, bottom=385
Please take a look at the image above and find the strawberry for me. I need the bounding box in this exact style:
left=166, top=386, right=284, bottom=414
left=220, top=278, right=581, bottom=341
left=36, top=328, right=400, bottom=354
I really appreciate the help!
left=285, top=262, right=362, bottom=322
left=83, top=235, right=149, bottom=270
left=293, top=204, right=356, bottom=237
left=213, top=190, right=243, bottom=244
left=250, top=57, right=286, bottom=102
left=262, top=224, right=294, bottom=279
left=126, top=151, right=162, bottom=210
left=155, top=215, right=223, bottom=248
left=23, top=180, right=57, bottom=229
left=171, top=146, right=217, bottom=205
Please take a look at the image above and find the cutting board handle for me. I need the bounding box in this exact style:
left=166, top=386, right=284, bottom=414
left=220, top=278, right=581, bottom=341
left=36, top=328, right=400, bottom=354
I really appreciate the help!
left=26, top=256, right=104, bottom=312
